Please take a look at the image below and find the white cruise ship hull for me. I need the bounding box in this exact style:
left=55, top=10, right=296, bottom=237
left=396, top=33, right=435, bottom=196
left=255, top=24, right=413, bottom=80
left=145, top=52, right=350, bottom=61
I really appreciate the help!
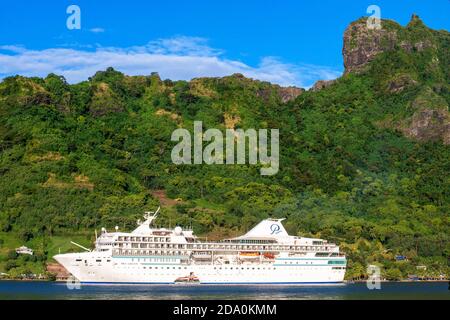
left=54, top=213, right=347, bottom=285
left=55, top=253, right=346, bottom=285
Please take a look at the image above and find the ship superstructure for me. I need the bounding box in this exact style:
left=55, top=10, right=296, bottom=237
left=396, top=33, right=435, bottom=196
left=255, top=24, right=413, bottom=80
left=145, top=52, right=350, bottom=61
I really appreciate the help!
left=55, top=208, right=346, bottom=284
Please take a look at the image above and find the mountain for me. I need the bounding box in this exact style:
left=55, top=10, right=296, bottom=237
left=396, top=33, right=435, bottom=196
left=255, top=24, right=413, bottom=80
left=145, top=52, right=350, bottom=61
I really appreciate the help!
left=0, top=15, right=448, bottom=280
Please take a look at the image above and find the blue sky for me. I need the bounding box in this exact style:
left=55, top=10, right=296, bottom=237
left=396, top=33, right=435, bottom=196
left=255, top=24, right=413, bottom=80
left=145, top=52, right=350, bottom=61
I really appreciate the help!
left=0, top=0, right=448, bottom=87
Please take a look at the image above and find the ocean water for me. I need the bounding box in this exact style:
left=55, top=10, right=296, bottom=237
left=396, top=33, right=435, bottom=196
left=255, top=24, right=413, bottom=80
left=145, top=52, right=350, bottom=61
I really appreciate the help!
left=0, top=281, right=448, bottom=300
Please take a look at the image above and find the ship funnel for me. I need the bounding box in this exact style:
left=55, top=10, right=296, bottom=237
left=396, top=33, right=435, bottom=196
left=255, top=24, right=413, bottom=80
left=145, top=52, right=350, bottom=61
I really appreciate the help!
left=241, top=219, right=288, bottom=239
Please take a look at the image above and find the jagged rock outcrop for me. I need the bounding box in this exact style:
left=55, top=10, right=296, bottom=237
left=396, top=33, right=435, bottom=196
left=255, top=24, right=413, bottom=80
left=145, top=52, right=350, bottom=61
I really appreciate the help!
left=277, top=86, right=304, bottom=103
left=311, top=79, right=336, bottom=92
left=402, top=108, right=450, bottom=145
left=386, top=74, right=418, bottom=93
left=316, top=16, right=430, bottom=89
left=343, top=18, right=398, bottom=74
left=343, top=14, right=437, bottom=74
left=400, top=88, right=450, bottom=145
left=341, top=14, right=450, bottom=145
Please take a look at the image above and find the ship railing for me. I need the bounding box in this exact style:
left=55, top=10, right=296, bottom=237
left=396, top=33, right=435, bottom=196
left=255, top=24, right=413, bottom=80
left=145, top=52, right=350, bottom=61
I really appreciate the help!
left=113, top=242, right=339, bottom=254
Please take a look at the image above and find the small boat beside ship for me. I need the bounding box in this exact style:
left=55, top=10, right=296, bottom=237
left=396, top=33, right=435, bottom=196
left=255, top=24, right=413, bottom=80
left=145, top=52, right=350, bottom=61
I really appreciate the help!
left=175, top=272, right=200, bottom=284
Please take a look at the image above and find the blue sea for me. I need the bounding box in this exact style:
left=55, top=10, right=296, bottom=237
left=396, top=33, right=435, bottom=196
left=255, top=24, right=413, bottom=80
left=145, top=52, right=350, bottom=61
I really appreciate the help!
left=0, top=281, right=448, bottom=300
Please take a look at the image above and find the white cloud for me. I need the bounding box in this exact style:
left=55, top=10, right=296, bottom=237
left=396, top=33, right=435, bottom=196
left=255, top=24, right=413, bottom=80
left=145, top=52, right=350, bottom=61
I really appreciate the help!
left=0, top=45, right=27, bottom=53
left=89, top=28, right=105, bottom=33
left=144, top=36, right=222, bottom=56
left=0, top=37, right=341, bottom=87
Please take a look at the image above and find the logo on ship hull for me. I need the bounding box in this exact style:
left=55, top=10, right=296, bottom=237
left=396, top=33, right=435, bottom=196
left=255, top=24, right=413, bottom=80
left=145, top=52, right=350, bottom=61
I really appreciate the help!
left=270, top=224, right=281, bottom=235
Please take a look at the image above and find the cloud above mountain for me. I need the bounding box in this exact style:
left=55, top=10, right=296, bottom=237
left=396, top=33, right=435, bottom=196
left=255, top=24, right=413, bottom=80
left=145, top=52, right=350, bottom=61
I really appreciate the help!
left=0, top=36, right=342, bottom=88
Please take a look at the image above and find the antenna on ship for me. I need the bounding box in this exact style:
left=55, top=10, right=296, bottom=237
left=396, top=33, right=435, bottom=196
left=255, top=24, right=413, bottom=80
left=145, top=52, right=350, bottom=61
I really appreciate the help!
left=143, top=206, right=161, bottom=227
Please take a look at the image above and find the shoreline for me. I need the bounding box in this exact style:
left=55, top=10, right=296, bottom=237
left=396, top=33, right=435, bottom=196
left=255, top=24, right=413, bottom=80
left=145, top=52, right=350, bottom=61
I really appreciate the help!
left=350, top=279, right=448, bottom=283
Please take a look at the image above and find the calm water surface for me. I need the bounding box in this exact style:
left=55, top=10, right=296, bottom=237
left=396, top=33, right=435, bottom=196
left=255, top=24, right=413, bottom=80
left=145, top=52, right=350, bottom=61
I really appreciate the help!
left=0, top=281, right=448, bottom=300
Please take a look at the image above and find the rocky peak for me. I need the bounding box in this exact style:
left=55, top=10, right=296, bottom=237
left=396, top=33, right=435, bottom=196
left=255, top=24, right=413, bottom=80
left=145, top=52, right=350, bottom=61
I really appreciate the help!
left=407, top=14, right=424, bottom=28
left=343, top=17, right=399, bottom=74
left=342, top=14, right=437, bottom=74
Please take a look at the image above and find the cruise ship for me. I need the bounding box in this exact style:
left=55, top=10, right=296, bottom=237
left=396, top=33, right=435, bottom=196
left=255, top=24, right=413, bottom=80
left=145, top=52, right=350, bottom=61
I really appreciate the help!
left=54, top=208, right=347, bottom=284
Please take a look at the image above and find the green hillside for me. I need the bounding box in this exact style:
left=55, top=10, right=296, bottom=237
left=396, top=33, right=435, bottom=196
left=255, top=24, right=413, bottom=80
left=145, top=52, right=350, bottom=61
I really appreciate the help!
left=0, top=15, right=448, bottom=280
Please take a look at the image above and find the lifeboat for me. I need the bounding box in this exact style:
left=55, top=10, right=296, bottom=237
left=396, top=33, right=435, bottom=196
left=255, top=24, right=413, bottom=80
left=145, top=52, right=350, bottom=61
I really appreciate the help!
left=192, top=252, right=212, bottom=259
left=263, top=253, right=275, bottom=259
left=239, top=252, right=260, bottom=259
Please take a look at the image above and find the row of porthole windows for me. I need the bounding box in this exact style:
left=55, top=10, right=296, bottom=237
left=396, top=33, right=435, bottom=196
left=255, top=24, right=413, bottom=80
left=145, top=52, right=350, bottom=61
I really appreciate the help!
left=112, top=265, right=339, bottom=270
left=86, top=263, right=341, bottom=271
left=115, top=250, right=183, bottom=256
left=113, top=265, right=280, bottom=270
left=110, top=267, right=345, bottom=276
left=130, top=258, right=178, bottom=263
left=283, top=261, right=316, bottom=264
